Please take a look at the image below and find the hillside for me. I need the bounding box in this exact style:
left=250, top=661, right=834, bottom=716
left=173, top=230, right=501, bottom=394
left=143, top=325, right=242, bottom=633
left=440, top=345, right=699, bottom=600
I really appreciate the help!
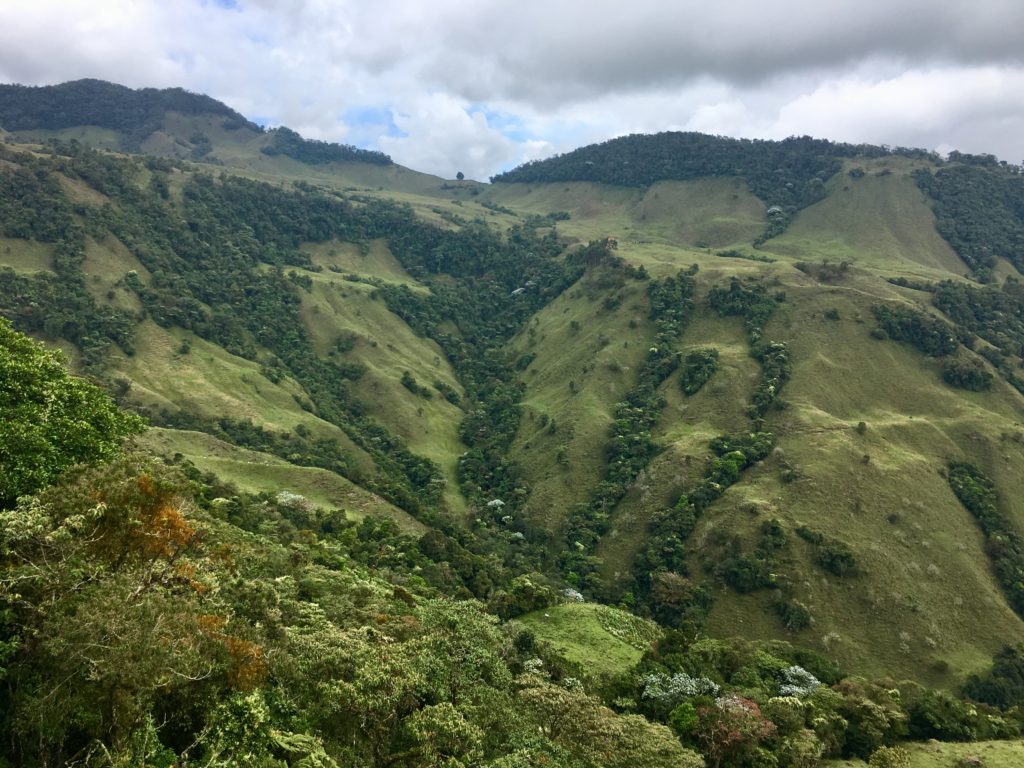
left=5, top=79, right=1024, bottom=767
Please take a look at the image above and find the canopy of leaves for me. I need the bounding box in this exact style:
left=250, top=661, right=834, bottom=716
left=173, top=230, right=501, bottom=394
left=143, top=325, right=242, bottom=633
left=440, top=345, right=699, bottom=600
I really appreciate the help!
left=0, top=317, right=143, bottom=506
left=916, top=163, right=1024, bottom=282
left=0, top=79, right=259, bottom=148
left=261, top=125, right=392, bottom=165
left=493, top=132, right=933, bottom=209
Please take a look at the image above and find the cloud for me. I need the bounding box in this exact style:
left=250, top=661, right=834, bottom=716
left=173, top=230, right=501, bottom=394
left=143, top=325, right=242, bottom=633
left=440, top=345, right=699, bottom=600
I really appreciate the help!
left=1, top=0, right=1022, bottom=177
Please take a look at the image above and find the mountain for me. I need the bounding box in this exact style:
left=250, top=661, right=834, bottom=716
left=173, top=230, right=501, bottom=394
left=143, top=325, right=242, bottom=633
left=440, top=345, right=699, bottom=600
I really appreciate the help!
left=4, top=79, right=1024, bottom=766
left=0, top=78, right=390, bottom=165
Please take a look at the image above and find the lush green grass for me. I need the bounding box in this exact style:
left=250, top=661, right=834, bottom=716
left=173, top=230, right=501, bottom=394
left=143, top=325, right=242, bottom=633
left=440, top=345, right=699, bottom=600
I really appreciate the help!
left=517, top=602, right=661, bottom=677
left=83, top=235, right=147, bottom=314
left=294, top=270, right=469, bottom=514
left=499, top=165, right=1024, bottom=683
left=137, top=427, right=423, bottom=532
left=509, top=267, right=653, bottom=535
left=765, top=158, right=969, bottom=278
left=825, top=739, right=1024, bottom=767
left=0, top=237, right=52, bottom=273
left=486, top=176, right=765, bottom=252
left=301, top=237, right=422, bottom=287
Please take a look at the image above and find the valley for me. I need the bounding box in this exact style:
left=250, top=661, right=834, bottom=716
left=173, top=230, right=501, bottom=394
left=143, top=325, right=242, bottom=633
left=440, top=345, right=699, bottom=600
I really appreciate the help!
left=3, top=80, right=1024, bottom=767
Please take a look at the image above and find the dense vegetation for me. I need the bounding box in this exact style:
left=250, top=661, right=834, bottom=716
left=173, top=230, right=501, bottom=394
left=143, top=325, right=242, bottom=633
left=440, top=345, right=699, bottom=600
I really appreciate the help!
left=872, top=304, right=958, bottom=356
left=9, top=82, right=1024, bottom=765
left=0, top=79, right=258, bottom=148
left=679, top=348, right=720, bottom=396
left=916, top=163, right=1024, bottom=282
left=261, top=126, right=392, bottom=166
left=0, top=317, right=142, bottom=506
left=4, top=321, right=1024, bottom=767
left=377, top=220, right=580, bottom=532
left=0, top=145, right=137, bottom=367
left=947, top=461, right=1024, bottom=619
left=0, top=141, right=441, bottom=518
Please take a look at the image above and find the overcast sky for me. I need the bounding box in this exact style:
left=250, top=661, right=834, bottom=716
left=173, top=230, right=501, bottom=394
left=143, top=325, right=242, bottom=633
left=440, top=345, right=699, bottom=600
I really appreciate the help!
left=2, top=0, right=1023, bottom=179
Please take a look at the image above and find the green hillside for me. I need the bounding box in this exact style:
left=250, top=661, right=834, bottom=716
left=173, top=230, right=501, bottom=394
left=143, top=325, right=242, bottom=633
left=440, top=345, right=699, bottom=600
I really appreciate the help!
left=5, top=79, right=1024, bottom=768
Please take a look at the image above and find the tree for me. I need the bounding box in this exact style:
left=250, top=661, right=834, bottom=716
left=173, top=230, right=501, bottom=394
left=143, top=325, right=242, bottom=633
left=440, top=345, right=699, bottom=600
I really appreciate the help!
left=456, top=171, right=465, bottom=181
left=0, top=317, right=143, bottom=506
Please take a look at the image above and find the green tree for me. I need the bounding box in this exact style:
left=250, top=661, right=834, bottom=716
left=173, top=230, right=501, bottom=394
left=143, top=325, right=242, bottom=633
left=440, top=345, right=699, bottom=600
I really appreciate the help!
left=0, top=317, right=143, bottom=506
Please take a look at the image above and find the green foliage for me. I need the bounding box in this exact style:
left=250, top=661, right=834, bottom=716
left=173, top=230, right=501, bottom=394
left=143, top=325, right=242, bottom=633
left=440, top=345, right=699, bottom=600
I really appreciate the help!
left=261, top=125, right=391, bottom=166
left=941, top=357, right=994, bottom=391
left=561, top=271, right=696, bottom=592
left=0, top=78, right=260, bottom=149
left=401, top=370, right=434, bottom=399
left=930, top=278, right=1024, bottom=392
left=680, top=348, right=720, bottom=395
left=378, top=220, right=578, bottom=527
left=771, top=598, right=813, bottom=632
left=963, top=644, right=1024, bottom=711
left=795, top=527, right=857, bottom=577
left=2, top=143, right=446, bottom=517
left=708, top=278, right=780, bottom=344
left=947, top=461, right=1024, bottom=619
left=794, top=260, right=850, bottom=283
left=868, top=745, right=910, bottom=768
left=916, top=163, right=1024, bottom=281
left=872, top=304, right=958, bottom=356
left=932, top=278, right=1024, bottom=357
left=635, top=432, right=775, bottom=626
left=0, top=146, right=137, bottom=367
left=0, top=317, right=143, bottom=506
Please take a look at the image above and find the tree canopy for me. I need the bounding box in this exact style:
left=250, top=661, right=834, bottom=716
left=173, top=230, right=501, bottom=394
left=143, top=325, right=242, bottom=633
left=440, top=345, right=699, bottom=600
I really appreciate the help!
left=0, top=317, right=143, bottom=506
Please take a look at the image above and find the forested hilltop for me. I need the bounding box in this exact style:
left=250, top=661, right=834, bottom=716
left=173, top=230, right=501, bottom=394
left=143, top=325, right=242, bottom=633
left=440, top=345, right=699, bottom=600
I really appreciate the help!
left=0, top=79, right=391, bottom=165
left=5, top=81, right=1024, bottom=766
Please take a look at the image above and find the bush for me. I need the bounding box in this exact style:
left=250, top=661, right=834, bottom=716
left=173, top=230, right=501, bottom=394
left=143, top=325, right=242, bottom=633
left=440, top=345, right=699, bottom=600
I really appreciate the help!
left=680, top=348, right=720, bottom=395
left=868, top=745, right=910, bottom=768
left=942, top=358, right=993, bottom=391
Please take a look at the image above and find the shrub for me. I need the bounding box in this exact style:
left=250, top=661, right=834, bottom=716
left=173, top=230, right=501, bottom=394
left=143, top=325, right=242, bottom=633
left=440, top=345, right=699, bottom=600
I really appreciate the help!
left=942, top=357, right=993, bottom=391
left=679, top=348, right=720, bottom=395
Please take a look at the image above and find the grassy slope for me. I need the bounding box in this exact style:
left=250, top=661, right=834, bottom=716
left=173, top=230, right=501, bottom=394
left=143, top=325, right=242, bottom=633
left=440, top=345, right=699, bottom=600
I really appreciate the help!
left=766, top=157, right=968, bottom=278
left=826, top=739, right=1024, bottom=767
left=0, top=237, right=53, bottom=273
left=137, top=428, right=422, bottom=532
left=696, top=283, right=1024, bottom=684
left=509, top=267, right=653, bottom=536
left=292, top=257, right=469, bottom=514
left=517, top=602, right=661, bottom=677
left=497, top=170, right=1024, bottom=683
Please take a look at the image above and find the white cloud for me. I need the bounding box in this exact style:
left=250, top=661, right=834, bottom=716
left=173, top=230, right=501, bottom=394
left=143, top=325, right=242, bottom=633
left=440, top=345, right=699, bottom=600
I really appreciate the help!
left=1, top=0, right=1022, bottom=176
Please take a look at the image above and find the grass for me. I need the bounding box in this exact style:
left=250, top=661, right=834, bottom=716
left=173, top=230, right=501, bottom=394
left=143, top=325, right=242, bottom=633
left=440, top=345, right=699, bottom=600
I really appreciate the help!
left=301, top=238, right=422, bottom=287
left=764, top=158, right=969, bottom=279
left=294, top=272, right=469, bottom=514
left=504, top=169, right=1024, bottom=683
left=825, top=739, right=1024, bottom=767
left=137, top=427, right=422, bottom=532
left=509, top=267, right=653, bottom=536
left=517, top=602, right=661, bottom=677
left=0, top=237, right=53, bottom=273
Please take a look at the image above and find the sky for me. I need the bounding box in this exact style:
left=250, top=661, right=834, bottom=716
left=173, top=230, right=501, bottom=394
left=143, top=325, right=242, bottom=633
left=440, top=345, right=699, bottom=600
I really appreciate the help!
left=1, top=0, right=1023, bottom=180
